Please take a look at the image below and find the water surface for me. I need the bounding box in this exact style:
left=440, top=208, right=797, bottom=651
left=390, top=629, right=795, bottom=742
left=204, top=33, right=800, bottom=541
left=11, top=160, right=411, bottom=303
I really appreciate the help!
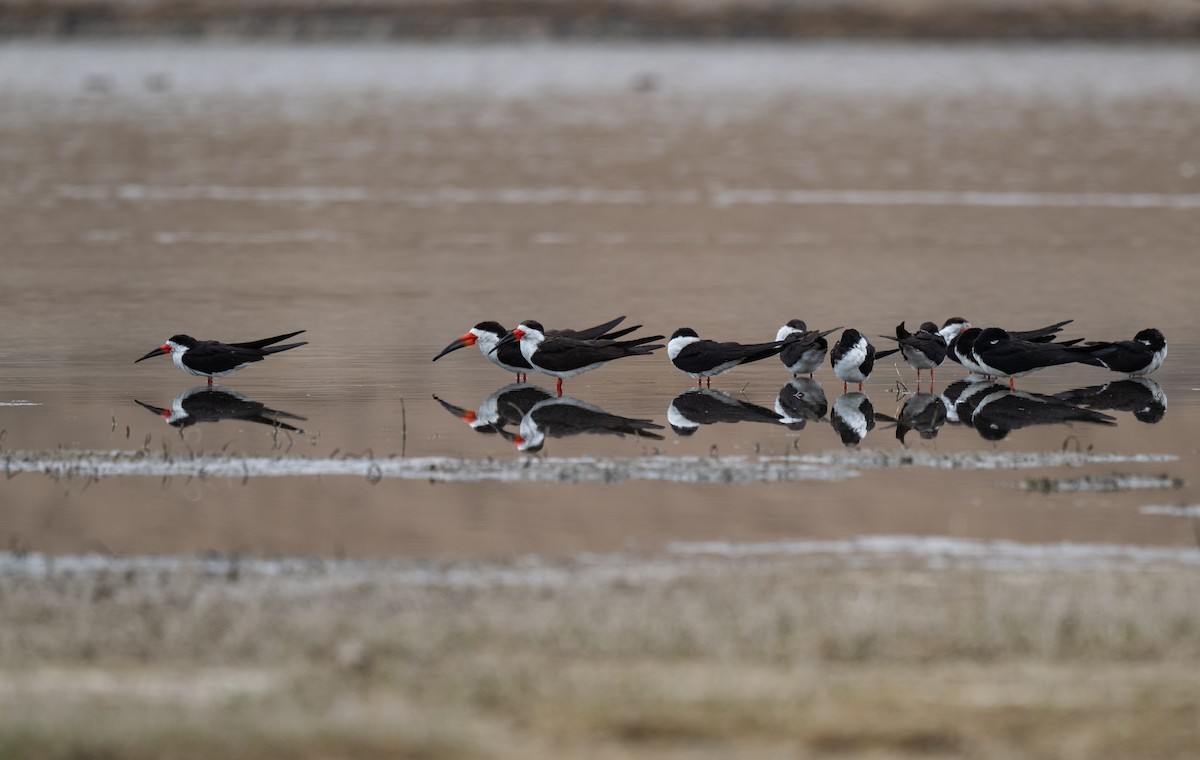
left=1, top=42, right=1197, bottom=559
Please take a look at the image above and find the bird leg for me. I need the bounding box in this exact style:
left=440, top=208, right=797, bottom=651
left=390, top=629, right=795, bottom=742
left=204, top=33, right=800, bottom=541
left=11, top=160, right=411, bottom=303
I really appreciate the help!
left=207, top=377, right=213, bottom=387
left=556, top=378, right=563, bottom=397
left=706, top=377, right=711, bottom=388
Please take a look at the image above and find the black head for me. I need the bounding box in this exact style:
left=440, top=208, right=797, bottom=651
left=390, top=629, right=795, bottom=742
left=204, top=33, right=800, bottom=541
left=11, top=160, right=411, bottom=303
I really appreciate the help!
left=785, top=319, right=807, bottom=331
left=168, top=334, right=197, bottom=347
left=1135, top=401, right=1167, bottom=424
left=671, top=327, right=700, bottom=340
left=1134, top=328, right=1166, bottom=350
left=473, top=321, right=506, bottom=336
left=836, top=328, right=863, bottom=347
left=918, top=322, right=939, bottom=334
left=942, top=317, right=969, bottom=329
left=670, top=424, right=698, bottom=437
left=975, top=327, right=1011, bottom=349
left=518, top=320, right=545, bottom=333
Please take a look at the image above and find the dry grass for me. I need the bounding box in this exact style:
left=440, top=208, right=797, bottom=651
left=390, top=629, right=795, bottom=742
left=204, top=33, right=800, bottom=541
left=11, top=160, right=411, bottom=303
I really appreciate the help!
left=1, top=555, right=1199, bottom=759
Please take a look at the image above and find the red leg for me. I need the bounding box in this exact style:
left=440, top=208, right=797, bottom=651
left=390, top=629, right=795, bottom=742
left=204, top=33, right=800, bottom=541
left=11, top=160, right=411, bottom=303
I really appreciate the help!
left=858, top=382, right=863, bottom=392
left=207, top=377, right=213, bottom=387
left=1009, top=377, right=1015, bottom=390
left=556, top=378, right=563, bottom=397
left=705, top=377, right=711, bottom=388
left=842, top=381, right=848, bottom=393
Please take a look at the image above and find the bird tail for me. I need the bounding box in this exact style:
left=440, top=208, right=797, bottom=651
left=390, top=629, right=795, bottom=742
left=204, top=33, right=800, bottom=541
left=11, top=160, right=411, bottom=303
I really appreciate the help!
left=232, top=330, right=306, bottom=350
left=574, top=316, right=627, bottom=340
left=875, top=348, right=901, bottom=359
left=260, top=341, right=308, bottom=355
left=614, top=334, right=666, bottom=350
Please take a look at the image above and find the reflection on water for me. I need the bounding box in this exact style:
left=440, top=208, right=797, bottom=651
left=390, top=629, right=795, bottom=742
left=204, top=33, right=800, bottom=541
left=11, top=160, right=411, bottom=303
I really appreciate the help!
left=667, top=388, right=782, bottom=436
left=942, top=380, right=1120, bottom=441
left=775, top=378, right=828, bottom=431
left=892, top=393, right=948, bottom=445
left=830, top=392, right=876, bottom=446
left=1055, top=378, right=1167, bottom=424
left=514, top=396, right=665, bottom=453
left=435, top=378, right=1170, bottom=451
left=134, top=386, right=307, bottom=433
left=433, top=386, right=664, bottom=452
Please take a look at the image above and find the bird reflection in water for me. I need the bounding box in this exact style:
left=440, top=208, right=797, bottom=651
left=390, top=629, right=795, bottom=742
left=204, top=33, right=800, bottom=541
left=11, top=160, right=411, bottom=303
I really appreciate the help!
left=940, top=380, right=1116, bottom=441
left=667, top=387, right=782, bottom=436
left=774, top=378, right=828, bottom=431
left=513, top=396, right=664, bottom=453
left=890, top=393, right=947, bottom=445
left=1054, top=377, right=1167, bottom=424
left=433, top=383, right=555, bottom=440
left=134, top=386, right=306, bottom=432
left=830, top=392, right=876, bottom=446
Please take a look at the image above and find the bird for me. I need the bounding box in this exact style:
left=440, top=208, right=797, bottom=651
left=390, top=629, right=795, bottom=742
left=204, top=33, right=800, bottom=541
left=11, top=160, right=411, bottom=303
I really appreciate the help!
left=878, top=321, right=947, bottom=383
left=134, top=386, right=306, bottom=432
left=431, top=316, right=638, bottom=381
left=513, top=396, right=664, bottom=452
left=135, top=331, right=307, bottom=385
left=938, top=317, right=972, bottom=344
left=970, top=327, right=1112, bottom=388
left=493, top=320, right=663, bottom=397
left=666, top=328, right=786, bottom=387
left=776, top=320, right=840, bottom=378
left=829, top=328, right=884, bottom=392
left=666, top=388, right=782, bottom=435
left=1083, top=328, right=1168, bottom=376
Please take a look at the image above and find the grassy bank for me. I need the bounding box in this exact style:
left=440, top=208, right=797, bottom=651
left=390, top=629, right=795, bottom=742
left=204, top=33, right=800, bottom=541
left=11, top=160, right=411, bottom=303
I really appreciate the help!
left=2, top=553, right=1198, bottom=758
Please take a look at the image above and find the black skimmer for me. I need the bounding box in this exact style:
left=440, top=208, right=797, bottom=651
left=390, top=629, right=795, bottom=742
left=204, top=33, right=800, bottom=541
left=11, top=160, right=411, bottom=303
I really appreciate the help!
left=776, top=320, right=840, bottom=378
left=829, top=329, right=886, bottom=392
left=135, top=331, right=307, bottom=385
left=431, top=316, right=638, bottom=382
left=938, top=317, right=972, bottom=345
left=945, top=320, right=1076, bottom=375
left=970, top=327, right=1112, bottom=388
left=1083, top=328, right=1168, bottom=377
left=829, top=392, right=876, bottom=446
left=433, top=383, right=555, bottom=438
left=666, top=328, right=786, bottom=387
left=494, top=320, right=664, bottom=397
left=966, top=384, right=1116, bottom=441
left=892, top=393, right=947, bottom=445
left=134, top=386, right=306, bottom=432
left=775, top=378, right=828, bottom=431
left=1054, top=378, right=1167, bottom=424
left=513, top=396, right=664, bottom=453
left=666, top=388, right=782, bottom=435
left=878, top=321, right=948, bottom=383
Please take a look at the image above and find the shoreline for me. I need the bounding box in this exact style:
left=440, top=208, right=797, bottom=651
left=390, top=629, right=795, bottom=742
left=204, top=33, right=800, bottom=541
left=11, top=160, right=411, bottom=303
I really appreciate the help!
left=3, top=1, right=1200, bottom=42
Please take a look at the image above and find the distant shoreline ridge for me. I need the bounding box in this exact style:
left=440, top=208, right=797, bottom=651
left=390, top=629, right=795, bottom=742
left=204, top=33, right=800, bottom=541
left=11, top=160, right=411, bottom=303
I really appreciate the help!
left=3, top=0, right=1200, bottom=42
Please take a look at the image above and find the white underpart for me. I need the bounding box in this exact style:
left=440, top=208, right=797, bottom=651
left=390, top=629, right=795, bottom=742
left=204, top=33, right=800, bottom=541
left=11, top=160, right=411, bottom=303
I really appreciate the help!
left=1133, top=343, right=1167, bottom=376
left=832, top=338, right=868, bottom=383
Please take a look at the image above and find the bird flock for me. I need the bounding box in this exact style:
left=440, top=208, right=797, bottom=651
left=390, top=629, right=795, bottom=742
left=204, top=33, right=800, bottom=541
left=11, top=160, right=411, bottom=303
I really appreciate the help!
left=428, top=317, right=1167, bottom=396
left=131, top=320, right=1167, bottom=394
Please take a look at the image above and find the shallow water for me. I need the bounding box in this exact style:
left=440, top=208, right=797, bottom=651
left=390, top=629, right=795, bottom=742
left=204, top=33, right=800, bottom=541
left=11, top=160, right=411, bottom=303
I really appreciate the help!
left=0, top=42, right=1197, bottom=559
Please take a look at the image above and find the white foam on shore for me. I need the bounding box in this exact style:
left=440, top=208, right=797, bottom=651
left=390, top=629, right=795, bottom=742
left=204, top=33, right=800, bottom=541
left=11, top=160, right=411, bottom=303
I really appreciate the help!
left=2, top=533, right=1196, bottom=582
left=667, top=534, right=1200, bottom=571
left=44, top=183, right=1200, bottom=210
left=1, top=449, right=1176, bottom=484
